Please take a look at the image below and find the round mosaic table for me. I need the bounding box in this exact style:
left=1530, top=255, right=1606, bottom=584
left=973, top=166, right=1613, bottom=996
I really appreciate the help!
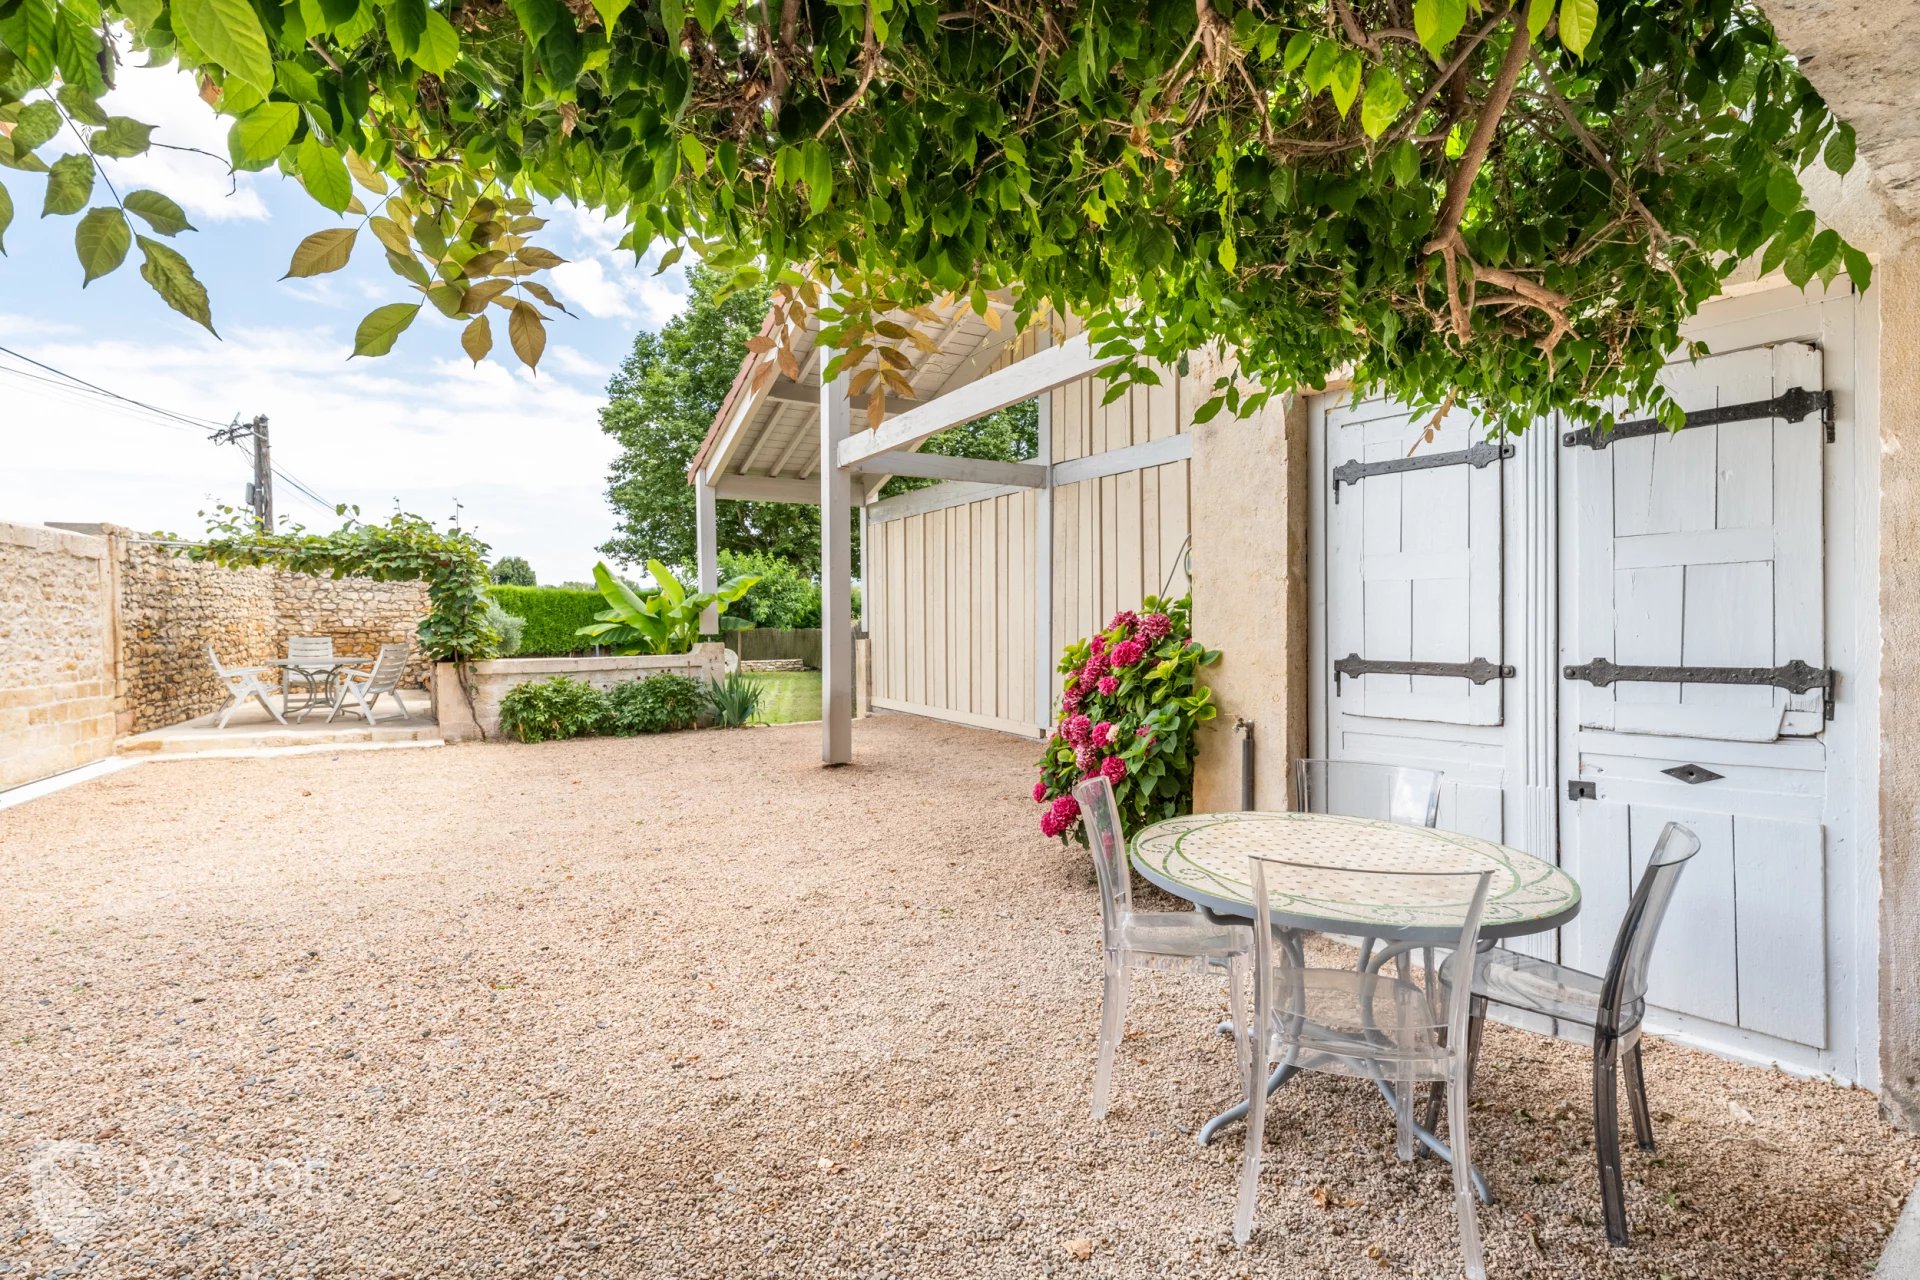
left=1129, top=810, right=1581, bottom=944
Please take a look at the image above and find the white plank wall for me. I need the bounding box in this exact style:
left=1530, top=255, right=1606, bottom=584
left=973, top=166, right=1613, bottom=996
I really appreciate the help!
left=871, top=488, right=1042, bottom=736
left=868, top=351, right=1198, bottom=738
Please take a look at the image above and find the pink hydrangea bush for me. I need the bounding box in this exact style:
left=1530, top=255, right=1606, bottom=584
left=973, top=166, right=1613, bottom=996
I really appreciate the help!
left=1030, top=594, right=1220, bottom=844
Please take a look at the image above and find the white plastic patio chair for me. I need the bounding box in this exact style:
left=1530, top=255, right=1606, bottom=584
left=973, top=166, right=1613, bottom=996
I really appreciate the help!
left=1074, top=775, right=1252, bottom=1122
left=1235, top=853, right=1494, bottom=1280
left=326, top=643, right=411, bottom=724
left=206, top=644, right=285, bottom=729
left=1439, top=820, right=1701, bottom=1249
left=282, top=635, right=334, bottom=720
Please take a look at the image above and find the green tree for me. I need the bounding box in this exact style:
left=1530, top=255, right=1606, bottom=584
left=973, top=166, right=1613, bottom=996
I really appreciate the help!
left=491, top=556, right=537, bottom=586
left=599, top=268, right=820, bottom=569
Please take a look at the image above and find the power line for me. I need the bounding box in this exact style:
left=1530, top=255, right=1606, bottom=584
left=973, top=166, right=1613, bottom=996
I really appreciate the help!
left=1, top=342, right=340, bottom=520
left=0, top=364, right=213, bottom=436
left=0, top=343, right=227, bottom=433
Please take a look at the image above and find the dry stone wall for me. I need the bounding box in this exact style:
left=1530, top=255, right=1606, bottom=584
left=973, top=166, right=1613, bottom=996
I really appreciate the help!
left=107, top=528, right=431, bottom=734
left=0, top=521, right=117, bottom=789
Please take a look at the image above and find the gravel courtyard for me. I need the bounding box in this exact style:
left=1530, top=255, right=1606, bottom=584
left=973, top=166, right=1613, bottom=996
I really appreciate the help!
left=2, top=716, right=1913, bottom=1278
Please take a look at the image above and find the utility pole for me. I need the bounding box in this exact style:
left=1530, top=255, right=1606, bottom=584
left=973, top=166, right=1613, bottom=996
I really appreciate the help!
left=212, top=414, right=272, bottom=530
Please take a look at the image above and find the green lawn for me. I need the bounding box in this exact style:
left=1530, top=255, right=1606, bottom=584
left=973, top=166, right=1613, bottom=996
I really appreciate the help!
left=751, top=669, right=822, bottom=724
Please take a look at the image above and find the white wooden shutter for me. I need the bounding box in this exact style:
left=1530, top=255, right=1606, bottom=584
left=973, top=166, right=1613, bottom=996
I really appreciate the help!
left=1326, top=406, right=1505, bottom=726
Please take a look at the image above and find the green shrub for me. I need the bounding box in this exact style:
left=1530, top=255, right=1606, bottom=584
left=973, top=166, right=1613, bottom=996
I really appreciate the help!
left=719, top=550, right=816, bottom=629
left=488, top=585, right=608, bottom=656
left=497, top=676, right=609, bottom=743
left=604, top=673, right=704, bottom=735
left=705, top=671, right=765, bottom=728
left=479, top=598, right=525, bottom=657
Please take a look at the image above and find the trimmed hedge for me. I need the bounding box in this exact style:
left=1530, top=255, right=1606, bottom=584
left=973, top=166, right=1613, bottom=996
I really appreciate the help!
left=488, top=585, right=608, bottom=656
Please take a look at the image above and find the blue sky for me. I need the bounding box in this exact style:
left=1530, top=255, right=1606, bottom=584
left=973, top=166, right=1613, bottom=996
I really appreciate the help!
left=0, top=58, right=690, bottom=584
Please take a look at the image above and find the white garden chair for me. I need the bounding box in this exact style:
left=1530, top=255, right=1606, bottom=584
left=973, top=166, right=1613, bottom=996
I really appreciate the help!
left=326, top=643, right=411, bottom=724
left=207, top=645, right=285, bottom=729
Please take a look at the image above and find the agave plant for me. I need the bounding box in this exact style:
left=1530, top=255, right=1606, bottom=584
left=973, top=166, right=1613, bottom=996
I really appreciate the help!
left=576, top=560, right=759, bottom=656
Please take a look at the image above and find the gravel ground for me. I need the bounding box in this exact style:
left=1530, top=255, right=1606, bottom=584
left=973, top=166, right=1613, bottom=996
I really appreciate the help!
left=1, top=716, right=1913, bottom=1279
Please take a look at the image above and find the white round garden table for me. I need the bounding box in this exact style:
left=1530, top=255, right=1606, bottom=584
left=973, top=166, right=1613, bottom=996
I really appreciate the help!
left=1128, top=810, right=1581, bottom=1191
left=1129, top=810, right=1581, bottom=941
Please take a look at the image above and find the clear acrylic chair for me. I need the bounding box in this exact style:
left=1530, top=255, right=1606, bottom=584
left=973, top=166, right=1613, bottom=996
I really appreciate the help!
left=283, top=635, right=334, bottom=720
left=1439, top=820, right=1699, bottom=1249
left=1294, top=758, right=1443, bottom=827
left=1074, top=776, right=1251, bottom=1122
left=1294, top=759, right=1443, bottom=973
left=1235, top=853, right=1493, bottom=1280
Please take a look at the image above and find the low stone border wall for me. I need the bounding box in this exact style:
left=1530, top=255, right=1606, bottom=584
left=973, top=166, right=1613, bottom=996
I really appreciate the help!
left=463, top=644, right=729, bottom=738
left=0, top=521, right=117, bottom=790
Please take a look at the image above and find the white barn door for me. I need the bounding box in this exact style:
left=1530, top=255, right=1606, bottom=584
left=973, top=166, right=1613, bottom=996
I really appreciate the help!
left=1559, top=341, right=1834, bottom=1052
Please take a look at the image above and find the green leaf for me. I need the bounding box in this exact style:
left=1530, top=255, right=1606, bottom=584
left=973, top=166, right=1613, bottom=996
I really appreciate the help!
left=344, top=151, right=388, bottom=193
left=414, top=7, right=460, bottom=73
left=41, top=153, right=93, bottom=216
left=283, top=225, right=357, bottom=277
left=1412, top=0, right=1465, bottom=62
left=1804, top=228, right=1840, bottom=275
left=1360, top=68, right=1407, bottom=139
left=1824, top=125, right=1857, bottom=177
left=1303, top=40, right=1338, bottom=94
left=229, top=102, right=301, bottom=170
left=1217, top=236, right=1236, bottom=273
left=1527, top=0, right=1555, bottom=40
left=369, top=214, right=413, bottom=256
left=1387, top=139, right=1420, bottom=187
left=385, top=0, right=426, bottom=57
left=1842, top=245, right=1873, bottom=291
left=588, top=0, right=626, bottom=30
left=173, top=0, right=276, bottom=95
left=1766, top=166, right=1803, bottom=214
left=88, top=117, right=154, bottom=158
left=385, top=248, right=431, bottom=286
left=1558, top=0, right=1596, bottom=57
left=9, top=102, right=61, bottom=152
left=56, top=84, right=109, bottom=127
left=351, top=301, right=421, bottom=357
left=124, top=189, right=195, bottom=235
left=461, top=313, right=492, bottom=365
left=1281, top=31, right=1311, bottom=73
left=74, top=206, right=130, bottom=284
left=0, top=181, right=11, bottom=252
left=0, top=0, right=56, bottom=81
left=136, top=235, right=215, bottom=333
left=1328, top=51, right=1363, bottom=119
left=680, top=133, right=707, bottom=177
left=296, top=133, right=351, bottom=212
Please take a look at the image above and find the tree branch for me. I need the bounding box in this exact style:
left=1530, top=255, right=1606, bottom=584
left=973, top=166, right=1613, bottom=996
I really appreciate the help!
left=1423, top=13, right=1534, bottom=344
left=815, top=4, right=880, bottom=141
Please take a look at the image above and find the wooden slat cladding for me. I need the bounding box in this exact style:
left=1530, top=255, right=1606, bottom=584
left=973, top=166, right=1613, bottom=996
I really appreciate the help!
left=871, top=487, right=1039, bottom=736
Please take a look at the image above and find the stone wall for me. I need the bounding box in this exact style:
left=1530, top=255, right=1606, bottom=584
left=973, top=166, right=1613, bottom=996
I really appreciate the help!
left=104, top=527, right=430, bottom=735
left=0, top=522, right=118, bottom=789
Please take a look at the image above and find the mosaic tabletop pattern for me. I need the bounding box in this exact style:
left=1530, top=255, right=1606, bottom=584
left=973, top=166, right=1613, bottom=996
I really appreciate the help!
left=1130, top=811, right=1580, bottom=941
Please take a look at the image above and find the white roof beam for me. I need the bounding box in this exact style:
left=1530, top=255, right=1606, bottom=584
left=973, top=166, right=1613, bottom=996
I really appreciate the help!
left=835, top=332, right=1132, bottom=470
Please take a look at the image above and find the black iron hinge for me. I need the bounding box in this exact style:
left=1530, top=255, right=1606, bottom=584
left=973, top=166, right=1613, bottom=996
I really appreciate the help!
left=1334, top=654, right=1514, bottom=693
left=1562, top=385, right=1835, bottom=449
left=1564, top=656, right=1836, bottom=720
left=1331, top=440, right=1513, bottom=502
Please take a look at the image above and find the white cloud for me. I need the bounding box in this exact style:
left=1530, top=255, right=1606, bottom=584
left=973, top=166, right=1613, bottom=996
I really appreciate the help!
left=96, top=58, right=268, bottom=222
left=0, top=325, right=620, bottom=583
left=550, top=258, right=638, bottom=319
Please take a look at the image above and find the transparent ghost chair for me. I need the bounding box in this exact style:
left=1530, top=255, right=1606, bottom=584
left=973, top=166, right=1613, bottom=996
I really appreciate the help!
left=1074, top=776, right=1252, bottom=1122
left=1439, top=820, right=1700, bottom=1248
left=1234, top=853, right=1493, bottom=1280
left=1294, top=758, right=1443, bottom=827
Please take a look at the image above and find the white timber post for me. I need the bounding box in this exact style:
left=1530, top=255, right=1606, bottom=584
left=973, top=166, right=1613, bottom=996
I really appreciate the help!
left=820, top=350, right=855, bottom=764
left=695, top=472, right=719, bottom=636
left=1033, top=342, right=1054, bottom=732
